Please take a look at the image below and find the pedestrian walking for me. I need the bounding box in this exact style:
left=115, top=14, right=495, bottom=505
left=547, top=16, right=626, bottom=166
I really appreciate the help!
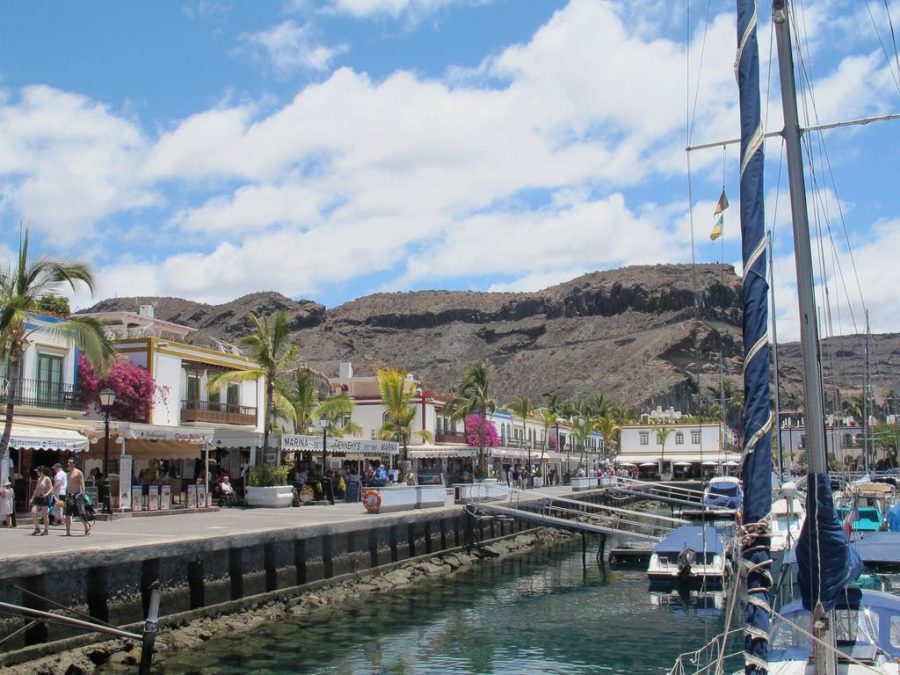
left=30, top=466, right=53, bottom=536
left=64, top=458, right=92, bottom=537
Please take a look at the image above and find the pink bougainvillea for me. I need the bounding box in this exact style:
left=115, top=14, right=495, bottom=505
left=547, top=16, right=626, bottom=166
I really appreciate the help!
left=464, top=414, right=500, bottom=447
left=78, top=353, right=156, bottom=422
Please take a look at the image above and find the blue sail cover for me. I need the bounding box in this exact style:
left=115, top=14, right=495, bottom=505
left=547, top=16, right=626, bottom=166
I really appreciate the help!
left=735, top=1, right=772, bottom=672
left=795, top=474, right=862, bottom=612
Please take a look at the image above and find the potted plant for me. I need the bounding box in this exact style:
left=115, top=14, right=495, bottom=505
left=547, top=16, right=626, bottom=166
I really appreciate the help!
left=245, top=465, right=294, bottom=508
left=533, top=467, right=544, bottom=489
left=297, top=484, right=315, bottom=503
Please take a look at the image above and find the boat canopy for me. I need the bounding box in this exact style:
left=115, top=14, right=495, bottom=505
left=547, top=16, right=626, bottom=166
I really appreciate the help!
left=653, top=526, right=724, bottom=555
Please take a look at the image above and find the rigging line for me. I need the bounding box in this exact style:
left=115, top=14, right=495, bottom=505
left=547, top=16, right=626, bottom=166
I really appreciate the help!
left=885, top=0, right=900, bottom=92
left=864, top=0, right=900, bottom=94
left=685, top=1, right=698, bottom=317
left=686, top=0, right=715, bottom=148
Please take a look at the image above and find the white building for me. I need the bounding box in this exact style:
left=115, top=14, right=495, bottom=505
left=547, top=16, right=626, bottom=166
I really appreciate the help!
left=618, top=418, right=735, bottom=477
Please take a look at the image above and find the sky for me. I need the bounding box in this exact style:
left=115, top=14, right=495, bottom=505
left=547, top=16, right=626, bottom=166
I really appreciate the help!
left=0, top=0, right=898, bottom=343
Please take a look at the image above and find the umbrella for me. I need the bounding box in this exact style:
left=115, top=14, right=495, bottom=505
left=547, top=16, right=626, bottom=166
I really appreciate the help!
left=724, top=460, right=740, bottom=466
left=702, top=460, right=718, bottom=466
left=674, top=461, right=691, bottom=467
left=639, top=462, right=656, bottom=467
left=618, top=461, right=636, bottom=467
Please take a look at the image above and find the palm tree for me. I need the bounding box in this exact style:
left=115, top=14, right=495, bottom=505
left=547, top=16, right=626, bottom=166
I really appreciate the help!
left=596, top=416, right=621, bottom=462
left=445, top=362, right=496, bottom=478
left=538, top=407, right=556, bottom=477
left=315, top=393, right=363, bottom=438
left=511, top=395, right=532, bottom=484
left=208, top=311, right=302, bottom=466
left=656, top=426, right=672, bottom=479
left=376, top=368, right=430, bottom=463
left=0, top=231, right=115, bottom=481
left=571, top=413, right=596, bottom=473
left=290, top=370, right=322, bottom=434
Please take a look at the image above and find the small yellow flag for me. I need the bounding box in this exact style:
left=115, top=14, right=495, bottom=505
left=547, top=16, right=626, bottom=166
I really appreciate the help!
left=710, top=214, right=723, bottom=241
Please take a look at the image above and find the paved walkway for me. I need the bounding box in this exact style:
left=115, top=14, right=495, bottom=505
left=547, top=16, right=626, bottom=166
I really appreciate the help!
left=0, top=484, right=583, bottom=566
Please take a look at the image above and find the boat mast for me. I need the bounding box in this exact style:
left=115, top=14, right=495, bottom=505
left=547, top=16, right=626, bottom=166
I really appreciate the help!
left=768, top=231, right=783, bottom=480
left=772, top=0, right=827, bottom=475
left=863, top=310, right=870, bottom=473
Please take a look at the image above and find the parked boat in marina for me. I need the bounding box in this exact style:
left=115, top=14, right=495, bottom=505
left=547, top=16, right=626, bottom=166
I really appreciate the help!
left=646, top=525, right=730, bottom=588
left=702, top=476, right=743, bottom=511
left=769, top=493, right=804, bottom=554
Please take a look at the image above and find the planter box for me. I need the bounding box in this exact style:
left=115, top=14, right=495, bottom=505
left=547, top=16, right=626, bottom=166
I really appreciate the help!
left=362, top=485, right=419, bottom=514
left=246, top=485, right=294, bottom=508
left=600, top=476, right=617, bottom=488
left=454, top=482, right=509, bottom=503
left=533, top=476, right=545, bottom=488
left=416, top=485, right=447, bottom=510
left=570, top=477, right=593, bottom=491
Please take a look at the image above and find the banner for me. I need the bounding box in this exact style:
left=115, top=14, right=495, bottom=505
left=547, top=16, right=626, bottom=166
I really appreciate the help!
left=148, top=485, right=159, bottom=510
left=119, top=455, right=133, bottom=512
left=187, top=484, right=198, bottom=509
left=160, top=484, right=171, bottom=511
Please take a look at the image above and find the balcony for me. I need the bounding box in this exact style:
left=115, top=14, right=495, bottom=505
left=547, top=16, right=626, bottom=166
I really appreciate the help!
left=435, top=431, right=467, bottom=444
left=0, top=377, right=82, bottom=411
left=181, top=400, right=257, bottom=426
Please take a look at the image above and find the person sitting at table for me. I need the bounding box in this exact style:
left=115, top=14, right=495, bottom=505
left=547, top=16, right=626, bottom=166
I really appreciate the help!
left=218, top=474, right=236, bottom=506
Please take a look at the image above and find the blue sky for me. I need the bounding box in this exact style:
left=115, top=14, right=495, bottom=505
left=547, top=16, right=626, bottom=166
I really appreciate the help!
left=0, top=0, right=898, bottom=341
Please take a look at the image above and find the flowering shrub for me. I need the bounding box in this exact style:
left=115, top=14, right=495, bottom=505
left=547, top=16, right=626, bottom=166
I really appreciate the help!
left=78, top=353, right=156, bottom=421
left=464, top=414, right=500, bottom=447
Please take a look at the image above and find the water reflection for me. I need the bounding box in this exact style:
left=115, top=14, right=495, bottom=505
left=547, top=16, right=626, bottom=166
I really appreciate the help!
left=153, top=543, right=729, bottom=674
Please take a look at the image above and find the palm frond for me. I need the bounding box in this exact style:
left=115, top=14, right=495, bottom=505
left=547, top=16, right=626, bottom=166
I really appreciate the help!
left=45, top=316, right=115, bottom=372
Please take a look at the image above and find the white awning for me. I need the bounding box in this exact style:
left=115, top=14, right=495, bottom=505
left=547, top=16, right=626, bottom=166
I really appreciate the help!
left=117, top=423, right=214, bottom=444
left=3, top=424, right=89, bottom=452
left=408, top=446, right=478, bottom=459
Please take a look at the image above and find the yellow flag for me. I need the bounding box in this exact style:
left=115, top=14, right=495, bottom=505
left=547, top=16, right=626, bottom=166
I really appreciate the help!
left=714, top=189, right=729, bottom=215
left=710, top=214, right=723, bottom=241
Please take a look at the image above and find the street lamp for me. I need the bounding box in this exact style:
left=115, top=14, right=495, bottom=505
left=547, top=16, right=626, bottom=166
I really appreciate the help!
left=319, top=417, right=334, bottom=505
left=99, top=387, right=116, bottom=514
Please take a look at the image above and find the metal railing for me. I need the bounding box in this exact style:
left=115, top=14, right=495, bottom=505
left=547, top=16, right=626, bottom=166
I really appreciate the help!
left=0, top=376, right=82, bottom=411
left=180, top=399, right=257, bottom=425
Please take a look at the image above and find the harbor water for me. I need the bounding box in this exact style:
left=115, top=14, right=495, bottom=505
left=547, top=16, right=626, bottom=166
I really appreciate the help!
left=151, top=540, right=733, bottom=674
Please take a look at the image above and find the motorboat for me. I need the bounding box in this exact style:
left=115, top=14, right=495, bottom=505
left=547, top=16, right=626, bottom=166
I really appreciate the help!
left=837, top=505, right=884, bottom=532
left=647, top=525, right=729, bottom=587
left=702, top=476, right=743, bottom=510
left=769, top=495, right=805, bottom=553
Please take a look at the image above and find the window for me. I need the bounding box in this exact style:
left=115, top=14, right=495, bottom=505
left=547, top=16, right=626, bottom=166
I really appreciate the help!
left=186, top=371, right=200, bottom=402
left=691, top=431, right=701, bottom=444
left=227, top=383, right=239, bottom=407
left=208, top=387, right=221, bottom=408
left=640, top=432, right=649, bottom=445
left=37, top=353, right=64, bottom=405
left=675, top=432, right=684, bottom=445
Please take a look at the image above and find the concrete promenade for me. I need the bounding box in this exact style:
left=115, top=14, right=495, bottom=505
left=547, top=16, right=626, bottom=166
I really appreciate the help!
left=0, top=484, right=582, bottom=572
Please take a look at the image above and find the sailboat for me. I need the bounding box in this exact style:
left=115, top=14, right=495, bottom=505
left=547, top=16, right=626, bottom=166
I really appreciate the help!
left=742, top=0, right=900, bottom=672
left=671, top=1, right=900, bottom=673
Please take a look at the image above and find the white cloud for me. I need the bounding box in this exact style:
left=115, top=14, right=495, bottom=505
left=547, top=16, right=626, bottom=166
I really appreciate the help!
left=326, top=0, right=484, bottom=20
left=0, top=86, right=157, bottom=244
left=239, top=20, right=347, bottom=74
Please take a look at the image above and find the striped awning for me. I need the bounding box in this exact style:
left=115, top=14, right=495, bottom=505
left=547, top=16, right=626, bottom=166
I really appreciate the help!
left=2, top=424, right=89, bottom=452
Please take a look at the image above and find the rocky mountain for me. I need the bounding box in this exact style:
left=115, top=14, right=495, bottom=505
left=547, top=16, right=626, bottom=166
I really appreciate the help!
left=82, top=264, right=900, bottom=415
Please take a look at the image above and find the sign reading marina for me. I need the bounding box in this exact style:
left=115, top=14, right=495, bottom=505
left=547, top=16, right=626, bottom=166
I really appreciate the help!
left=281, top=434, right=399, bottom=456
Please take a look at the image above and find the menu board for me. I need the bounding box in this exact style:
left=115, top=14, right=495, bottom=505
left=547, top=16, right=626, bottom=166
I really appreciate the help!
left=160, top=484, right=171, bottom=510
left=187, top=484, right=198, bottom=509
left=148, top=485, right=159, bottom=510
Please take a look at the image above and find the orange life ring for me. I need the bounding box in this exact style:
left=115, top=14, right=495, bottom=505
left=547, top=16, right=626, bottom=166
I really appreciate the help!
left=362, top=489, right=382, bottom=513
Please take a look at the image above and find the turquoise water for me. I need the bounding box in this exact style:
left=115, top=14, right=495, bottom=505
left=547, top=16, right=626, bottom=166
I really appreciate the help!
left=155, top=542, right=734, bottom=674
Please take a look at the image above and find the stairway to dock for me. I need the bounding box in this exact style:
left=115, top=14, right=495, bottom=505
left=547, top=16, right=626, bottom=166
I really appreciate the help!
left=466, top=485, right=688, bottom=542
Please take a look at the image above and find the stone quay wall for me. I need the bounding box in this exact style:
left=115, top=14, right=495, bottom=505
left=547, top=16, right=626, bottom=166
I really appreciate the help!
left=0, top=505, right=536, bottom=658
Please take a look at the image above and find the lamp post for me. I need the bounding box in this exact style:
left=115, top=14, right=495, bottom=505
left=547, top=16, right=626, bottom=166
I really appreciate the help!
left=99, top=387, right=116, bottom=514
left=319, top=417, right=334, bottom=505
